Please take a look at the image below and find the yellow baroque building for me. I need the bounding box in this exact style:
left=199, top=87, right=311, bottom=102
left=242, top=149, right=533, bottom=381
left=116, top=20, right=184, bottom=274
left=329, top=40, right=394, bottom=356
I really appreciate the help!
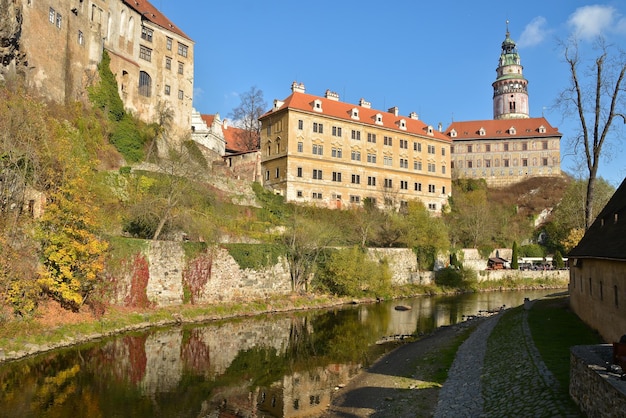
left=259, top=82, right=451, bottom=212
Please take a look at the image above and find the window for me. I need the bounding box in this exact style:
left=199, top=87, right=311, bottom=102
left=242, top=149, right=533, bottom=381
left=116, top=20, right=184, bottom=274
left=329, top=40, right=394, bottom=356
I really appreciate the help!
left=428, top=203, right=437, bottom=210
left=504, top=143, right=509, bottom=151
left=504, top=159, right=509, bottom=167
left=542, top=141, right=548, bottom=150
left=414, top=182, right=422, bottom=191
left=428, top=144, right=436, bottom=154
left=399, top=139, right=408, bottom=149
left=485, top=159, right=491, bottom=168
left=414, top=142, right=421, bottom=152
left=265, top=170, right=270, bottom=181
left=178, top=90, right=184, bottom=100
left=441, top=165, right=446, bottom=174
left=367, top=133, right=376, bottom=143
left=297, top=167, right=302, bottom=177
left=313, top=169, right=323, bottom=180
left=400, top=158, right=408, bottom=168
left=384, top=178, right=393, bottom=188
left=178, top=42, right=188, bottom=57
left=367, top=153, right=376, bottom=163
left=351, top=174, right=361, bottom=184
left=351, top=150, right=361, bottom=161
left=49, top=7, right=55, bottom=23
left=428, top=184, right=436, bottom=193
left=313, top=122, right=324, bottom=133
left=298, top=119, right=303, bottom=130
left=165, top=57, right=172, bottom=70
left=141, top=26, right=153, bottom=42
left=414, top=161, right=422, bottom=171
left=467, top=145, right=473, bottom=153
left=542, top=158, right=548, bottom=166
left=164, top=85, right=170, bottom=95
left=428, top=163, right=436, bottom=173
left=297, top=190, right=303, bottom=197
left=400, top=180, right=408, bottom=190
left=442, top=186, right=447, bottom=194
left=138, top=71, right=152, bottom=97
left=522, top=159, right=528, bottom=167
left=297, top=142, right=303, bottom=152
left=312, top=144, right=323, bottom=155
left=351, top=130, right=361, bottom=140
left=522, top=142, right=528, bottom=151
left=467, top=161, right=473, bottom=168
left=384, top=156, right=393, bottom=166
left=368, top=176, right=376, bottom=186
left=166, top=37, right=172, bottom=50
left=442, top=147, right=446, bottom=156
left=332, top=172, right=342, bottom=182
left=178, top=62, right=184, bottom=74
left=312, top=192, right=323, bottom=199
left=384, top=136, right=392, bottom=146
left=78, top=30, right=84, bottom=45
left=331, top=147, right=342, bottom=158
left=275, top=168, right=280, bottom=178
left=139, top=45, right=152, bottom=62
left=332, top=126, right=342, bottom=137
left=56, top=12, right=62, bottom=28
left=350, top=195, right=361, bottom=204
left=485, top=144, right=491, bottom=152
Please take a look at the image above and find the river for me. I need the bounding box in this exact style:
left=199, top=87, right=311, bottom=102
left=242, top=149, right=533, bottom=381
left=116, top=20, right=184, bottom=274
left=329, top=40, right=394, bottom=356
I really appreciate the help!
left=0, top=289, right=558, bottom=417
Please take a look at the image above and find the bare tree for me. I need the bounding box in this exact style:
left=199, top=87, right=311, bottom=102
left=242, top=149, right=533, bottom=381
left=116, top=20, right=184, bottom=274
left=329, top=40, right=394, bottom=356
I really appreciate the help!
left=557, top=38, right=626, bottom=229
left=229, top=86, right=267, bottom=151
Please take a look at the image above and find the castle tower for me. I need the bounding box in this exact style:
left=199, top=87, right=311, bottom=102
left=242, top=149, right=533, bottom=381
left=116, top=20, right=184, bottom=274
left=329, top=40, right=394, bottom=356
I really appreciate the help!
left=492, top=22, right=529, bottom=120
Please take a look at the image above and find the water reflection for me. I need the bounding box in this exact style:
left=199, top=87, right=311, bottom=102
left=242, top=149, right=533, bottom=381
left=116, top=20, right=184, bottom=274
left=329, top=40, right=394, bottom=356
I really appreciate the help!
left=0, top=290, right=557, bottom=417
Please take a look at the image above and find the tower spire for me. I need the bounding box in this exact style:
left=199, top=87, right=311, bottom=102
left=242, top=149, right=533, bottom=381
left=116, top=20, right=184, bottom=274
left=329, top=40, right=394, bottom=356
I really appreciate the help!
left=492, top=22, right=529, bottom=120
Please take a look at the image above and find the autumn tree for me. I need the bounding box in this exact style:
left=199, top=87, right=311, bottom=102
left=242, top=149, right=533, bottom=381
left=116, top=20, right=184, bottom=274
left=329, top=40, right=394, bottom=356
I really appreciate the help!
left=557, top=38, right=626, bottom=229
left=229, top=86, right=267, bottom=151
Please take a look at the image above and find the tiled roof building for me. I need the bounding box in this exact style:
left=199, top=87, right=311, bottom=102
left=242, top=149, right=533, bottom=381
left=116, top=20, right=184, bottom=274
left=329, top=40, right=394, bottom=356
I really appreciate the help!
left=259, top=82, right=452, bottom=211
left=444, top=24, right=562, bottom=187
left=569, top=177, right=626, bottom=342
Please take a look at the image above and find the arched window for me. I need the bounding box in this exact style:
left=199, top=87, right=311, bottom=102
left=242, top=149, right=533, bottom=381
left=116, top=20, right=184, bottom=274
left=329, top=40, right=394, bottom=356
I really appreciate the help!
left=139, top=71, right=151, bottom=97
left=128, top=16, right=134, bottom=37
left=120, top=10, right=126, bottom=36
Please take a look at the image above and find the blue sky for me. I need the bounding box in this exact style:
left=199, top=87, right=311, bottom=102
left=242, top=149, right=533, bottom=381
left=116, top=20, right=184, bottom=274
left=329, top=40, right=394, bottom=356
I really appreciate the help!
left=158, top=1, right=626, bottom=187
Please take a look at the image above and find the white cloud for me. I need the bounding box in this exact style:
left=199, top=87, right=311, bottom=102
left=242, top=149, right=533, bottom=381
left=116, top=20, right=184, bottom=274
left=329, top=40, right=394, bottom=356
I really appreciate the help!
left=518, top=16, right=551, bottom=48
left=616, top=16, right=626, bottom=35
left=567, top=5, right=617, bottom=39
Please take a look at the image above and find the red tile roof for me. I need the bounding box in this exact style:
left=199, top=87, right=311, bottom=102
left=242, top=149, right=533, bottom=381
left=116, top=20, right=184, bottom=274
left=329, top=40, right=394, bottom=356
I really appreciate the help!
left=122, top=0, right=192, bottom=41
left=200, top=114, right=215, bottom=127
left=444, top=118, right=561, bottom=140
left=262, top=91, right=450, bottom=142
left=201, top=114, right=251, bottom=153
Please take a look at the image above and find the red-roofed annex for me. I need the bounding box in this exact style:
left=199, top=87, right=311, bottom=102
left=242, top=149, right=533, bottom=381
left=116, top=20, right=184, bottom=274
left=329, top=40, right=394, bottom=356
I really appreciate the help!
left=259, top=82, right=452, bottom=211
left=443, top=25, right=562, bottom=187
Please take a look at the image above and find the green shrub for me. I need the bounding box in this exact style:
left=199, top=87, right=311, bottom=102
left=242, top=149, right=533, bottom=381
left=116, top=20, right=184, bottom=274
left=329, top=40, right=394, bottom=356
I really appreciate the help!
left=519, top=243, right=545, bottom=258
left=224, top=243, right=284, bottom=270
left=435, top=266, right=477, bottom=289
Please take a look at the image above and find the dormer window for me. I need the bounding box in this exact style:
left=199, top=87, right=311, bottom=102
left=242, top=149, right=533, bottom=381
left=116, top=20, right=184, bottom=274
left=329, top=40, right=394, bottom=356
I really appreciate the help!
left=426, top=125, right=433, bottom=135
left=399, top=119, right=406, bottom=131
left=351, top=108, right=359, bottom=120
left=375, top=113, right=383, bottom=125
left=313, top=99, right=323, bottom=112
left=450, top=129, right=457, bottom=138
left=538, top=125, right=546, bottom=134
left=479, top=127, right=486, bottom=136
left=509, top=126, right=516, bottom=135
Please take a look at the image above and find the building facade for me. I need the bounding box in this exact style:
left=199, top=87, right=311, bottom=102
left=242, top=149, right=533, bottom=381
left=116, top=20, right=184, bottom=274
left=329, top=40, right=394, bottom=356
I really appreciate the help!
left=259, top=82, right=451, bottom=211
left=444, top=25, right=561, bottom=187
left=1, top=0, right=193, bottom=137
left=568, top=177, right=626, bottom=343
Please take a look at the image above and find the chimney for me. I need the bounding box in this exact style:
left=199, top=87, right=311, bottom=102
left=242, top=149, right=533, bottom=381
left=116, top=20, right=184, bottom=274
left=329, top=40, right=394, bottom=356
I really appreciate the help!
left=291, top=81, right=306, bottom=93
left=223, top=119, right=229, bottom=129
left=438, top=122, right=443, bottom=132
left=359, top=98, right=371, bottom=108
left=388, top=106, right=399, bottom=117
left=409, top=112, right=419, bottom=120
left=325, top=90, right=340, bottom=101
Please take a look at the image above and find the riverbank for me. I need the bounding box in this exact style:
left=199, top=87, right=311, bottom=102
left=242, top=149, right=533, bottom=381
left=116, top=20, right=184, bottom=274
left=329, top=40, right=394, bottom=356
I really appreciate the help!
left=0, top=282, right=569, bottom=364
left=323, top=291, right=603, bottom=417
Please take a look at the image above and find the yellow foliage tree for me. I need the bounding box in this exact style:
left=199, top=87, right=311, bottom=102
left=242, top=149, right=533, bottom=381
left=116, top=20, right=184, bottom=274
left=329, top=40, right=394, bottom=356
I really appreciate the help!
left=561, top=228, right=585, bottom=253
left=36, top=173, right=108, bottom=311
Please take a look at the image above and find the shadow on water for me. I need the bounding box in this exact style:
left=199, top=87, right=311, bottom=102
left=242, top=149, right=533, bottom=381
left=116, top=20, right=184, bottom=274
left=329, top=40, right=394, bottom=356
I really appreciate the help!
left=0, top=289, right=556, bottom=417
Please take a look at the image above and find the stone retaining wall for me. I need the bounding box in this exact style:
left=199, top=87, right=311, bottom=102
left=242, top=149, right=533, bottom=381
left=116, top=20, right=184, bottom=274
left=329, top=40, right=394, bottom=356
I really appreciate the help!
left=478, top=269, right=569, bottom=282
left=570, top=345, right=626, bottom=417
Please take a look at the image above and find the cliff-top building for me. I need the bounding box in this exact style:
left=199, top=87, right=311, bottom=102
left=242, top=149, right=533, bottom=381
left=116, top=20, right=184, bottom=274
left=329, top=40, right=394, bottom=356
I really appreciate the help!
left=259, top=82, right=451, bottom=211
left=444, top=24, right=562, bottom=187
left=1, top=0, right=194, bottom=137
